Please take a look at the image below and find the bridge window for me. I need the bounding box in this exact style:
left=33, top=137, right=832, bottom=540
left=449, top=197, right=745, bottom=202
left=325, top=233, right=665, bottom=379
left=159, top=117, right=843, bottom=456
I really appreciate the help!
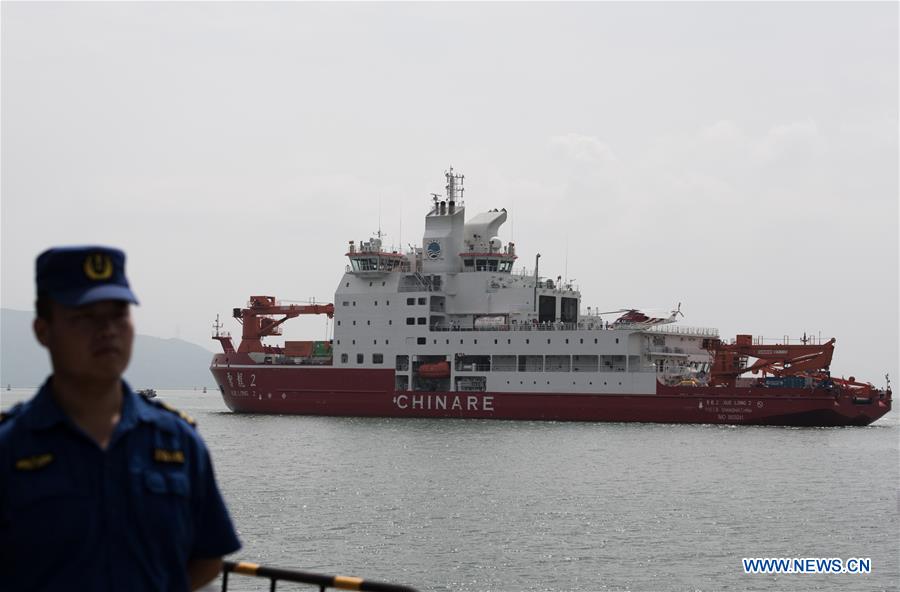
left=418, top=297, right=427, bottom=305
left=407, top=298, right=415, bottom=305
left=474, top=259, right=498, bottom=271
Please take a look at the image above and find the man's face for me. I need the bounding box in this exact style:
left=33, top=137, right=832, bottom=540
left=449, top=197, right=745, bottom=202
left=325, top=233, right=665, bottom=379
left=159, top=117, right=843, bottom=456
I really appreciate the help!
left=34, top=299, right=134, bottom=384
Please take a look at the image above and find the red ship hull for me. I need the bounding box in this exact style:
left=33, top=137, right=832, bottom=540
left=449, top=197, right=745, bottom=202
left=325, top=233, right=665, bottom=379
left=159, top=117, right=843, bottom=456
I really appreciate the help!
left=210, top=356, right=891, bottom=427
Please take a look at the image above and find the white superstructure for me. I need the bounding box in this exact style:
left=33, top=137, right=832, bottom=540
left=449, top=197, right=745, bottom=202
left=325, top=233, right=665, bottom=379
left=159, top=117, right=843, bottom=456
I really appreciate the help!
left=334, top=169, right=715, bottom=395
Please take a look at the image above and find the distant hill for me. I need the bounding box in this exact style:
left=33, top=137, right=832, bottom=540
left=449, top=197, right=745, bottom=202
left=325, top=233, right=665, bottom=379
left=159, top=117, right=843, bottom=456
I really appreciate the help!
left=1, top=308, right=216, bottom=388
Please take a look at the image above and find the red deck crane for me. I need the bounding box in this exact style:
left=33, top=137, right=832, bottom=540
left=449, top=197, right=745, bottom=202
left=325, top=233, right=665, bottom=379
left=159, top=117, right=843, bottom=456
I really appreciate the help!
left=703, top=334, right=836, bottom=387
left=213, top=295, right=334, bottom=354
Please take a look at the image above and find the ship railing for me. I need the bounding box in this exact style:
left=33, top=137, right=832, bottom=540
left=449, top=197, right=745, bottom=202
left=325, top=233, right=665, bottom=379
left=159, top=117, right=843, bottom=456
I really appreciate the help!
left=643, top=325, right=719, bottom=337
left=431, top=322, right=600, bottom=333
left=221, top=561, right=419, bottom=592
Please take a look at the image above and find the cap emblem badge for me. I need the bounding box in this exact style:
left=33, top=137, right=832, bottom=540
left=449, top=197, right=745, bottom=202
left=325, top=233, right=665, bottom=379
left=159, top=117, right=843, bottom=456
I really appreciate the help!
left=84, top=253, right=113, bottom=281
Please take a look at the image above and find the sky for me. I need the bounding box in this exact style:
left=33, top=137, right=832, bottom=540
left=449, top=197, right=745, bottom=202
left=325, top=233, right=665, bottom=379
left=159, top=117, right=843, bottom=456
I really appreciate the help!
left=1, top=2, right=897, bottom=388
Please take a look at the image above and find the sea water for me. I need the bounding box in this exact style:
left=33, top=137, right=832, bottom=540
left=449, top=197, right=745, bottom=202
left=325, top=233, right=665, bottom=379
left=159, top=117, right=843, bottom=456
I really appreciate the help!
left=2, top=389, right=898, bottom=592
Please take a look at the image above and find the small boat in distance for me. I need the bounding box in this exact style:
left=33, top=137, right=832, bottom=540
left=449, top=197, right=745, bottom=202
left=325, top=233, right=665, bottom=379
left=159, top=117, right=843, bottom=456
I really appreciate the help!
left=137, top=388, right=157, bottom=399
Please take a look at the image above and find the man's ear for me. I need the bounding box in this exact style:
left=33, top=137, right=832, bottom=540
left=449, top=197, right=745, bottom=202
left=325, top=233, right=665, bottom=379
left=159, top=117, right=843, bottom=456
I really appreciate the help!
left=33, top=317, right=50, bottom=348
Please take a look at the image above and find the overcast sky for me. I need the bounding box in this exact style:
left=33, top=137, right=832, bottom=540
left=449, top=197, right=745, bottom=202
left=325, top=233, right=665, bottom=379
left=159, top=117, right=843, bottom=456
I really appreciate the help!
left=2, top=2, right=897, bottom=387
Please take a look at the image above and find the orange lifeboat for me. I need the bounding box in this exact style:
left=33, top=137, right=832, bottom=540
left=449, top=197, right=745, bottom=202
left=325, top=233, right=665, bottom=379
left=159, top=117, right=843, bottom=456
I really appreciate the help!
left=418, top=361, right=451, bottom=379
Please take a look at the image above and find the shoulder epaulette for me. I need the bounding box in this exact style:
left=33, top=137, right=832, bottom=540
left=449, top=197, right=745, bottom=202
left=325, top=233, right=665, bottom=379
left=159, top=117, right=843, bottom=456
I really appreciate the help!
left=0, top=403, right=24, bottom=425
left=142, top=396, right=197, bottom=427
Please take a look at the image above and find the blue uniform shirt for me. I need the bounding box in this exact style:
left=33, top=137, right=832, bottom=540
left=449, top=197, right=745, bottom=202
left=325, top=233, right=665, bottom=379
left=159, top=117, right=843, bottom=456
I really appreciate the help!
left=0, top=379, right=241, bottom=591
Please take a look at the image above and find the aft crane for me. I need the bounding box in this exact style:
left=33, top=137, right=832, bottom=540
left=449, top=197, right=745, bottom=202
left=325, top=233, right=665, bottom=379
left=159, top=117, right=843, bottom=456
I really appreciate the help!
left=703, top=334, right=836, bottom=387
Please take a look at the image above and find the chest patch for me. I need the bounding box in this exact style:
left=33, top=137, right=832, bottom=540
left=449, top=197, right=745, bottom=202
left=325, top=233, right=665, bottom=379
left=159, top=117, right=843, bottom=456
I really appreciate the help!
left=15, top=453, right=54, bottom=471
left=153, top=449, right=185, bottom=464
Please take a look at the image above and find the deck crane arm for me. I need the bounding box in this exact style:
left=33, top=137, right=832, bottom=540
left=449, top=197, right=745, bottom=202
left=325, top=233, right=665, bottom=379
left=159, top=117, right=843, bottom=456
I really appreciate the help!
left=233, top=296, right=335, bottom=354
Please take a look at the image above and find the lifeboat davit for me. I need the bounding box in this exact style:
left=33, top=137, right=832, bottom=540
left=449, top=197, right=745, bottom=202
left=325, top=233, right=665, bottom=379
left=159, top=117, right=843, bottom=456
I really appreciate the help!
left=418, top=361, right=451, bottom=379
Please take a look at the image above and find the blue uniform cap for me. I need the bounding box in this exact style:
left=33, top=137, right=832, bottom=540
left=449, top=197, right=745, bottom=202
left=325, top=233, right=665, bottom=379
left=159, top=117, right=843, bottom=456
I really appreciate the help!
left=36, top=246, right=139, bottom=307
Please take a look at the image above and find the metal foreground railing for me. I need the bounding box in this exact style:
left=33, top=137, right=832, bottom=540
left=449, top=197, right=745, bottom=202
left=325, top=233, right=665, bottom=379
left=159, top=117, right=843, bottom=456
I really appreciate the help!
left=221, top=561, right=421, bottom=592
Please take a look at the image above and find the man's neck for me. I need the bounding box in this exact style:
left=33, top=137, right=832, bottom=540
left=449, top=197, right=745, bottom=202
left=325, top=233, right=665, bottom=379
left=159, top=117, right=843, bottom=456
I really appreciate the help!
left=51, top=375, right=123, bottom=450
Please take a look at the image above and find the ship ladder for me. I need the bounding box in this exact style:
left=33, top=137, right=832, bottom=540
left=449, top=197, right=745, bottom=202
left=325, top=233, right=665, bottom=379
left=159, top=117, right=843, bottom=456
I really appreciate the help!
left=221, top=560, right=420, bottom=592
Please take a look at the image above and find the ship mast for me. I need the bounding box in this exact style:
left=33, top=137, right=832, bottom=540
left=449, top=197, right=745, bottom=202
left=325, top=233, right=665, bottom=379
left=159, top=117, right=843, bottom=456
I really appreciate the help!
left=445, top=166, right=465, bottom=208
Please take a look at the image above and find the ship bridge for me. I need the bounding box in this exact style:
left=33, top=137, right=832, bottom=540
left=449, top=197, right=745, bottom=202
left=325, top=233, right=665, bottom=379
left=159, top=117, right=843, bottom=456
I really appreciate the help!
left=346, top=234, right=410, bottom=275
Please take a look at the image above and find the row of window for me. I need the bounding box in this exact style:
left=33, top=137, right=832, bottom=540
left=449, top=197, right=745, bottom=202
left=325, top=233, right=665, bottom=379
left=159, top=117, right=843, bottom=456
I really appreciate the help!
left=336, top=339, right=390, bottom=345
left=339, top=319, right=394, bottom=327
left=457, top=355, right=632, bottom=373
left=341, top=352, right=636, bottom=373
left=339, top=297, right=430, bottom=307
left=340, top=353, right=384, bottom=364
left=409, top=337, right=618, bottom=345
left=341, top=300, right=392, bottom=307
left=462, top=258, right=514, bottom=272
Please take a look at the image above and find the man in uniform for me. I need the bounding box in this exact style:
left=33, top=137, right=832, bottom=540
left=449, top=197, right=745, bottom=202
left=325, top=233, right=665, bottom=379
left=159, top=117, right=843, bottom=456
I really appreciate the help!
left=0, top=246, right=241, bottom=591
